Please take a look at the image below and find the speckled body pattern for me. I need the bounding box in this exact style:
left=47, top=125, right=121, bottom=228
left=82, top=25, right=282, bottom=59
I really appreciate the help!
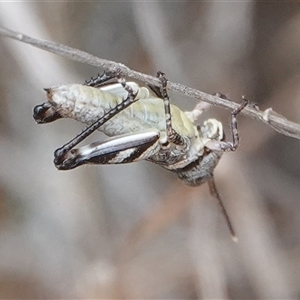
left=41, top=83, right=225, bottom=186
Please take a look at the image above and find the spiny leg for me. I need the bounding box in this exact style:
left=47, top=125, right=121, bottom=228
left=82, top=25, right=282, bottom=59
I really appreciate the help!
left=157, top=71, right=186, bottom=146
left=229, top=96, right=248, bottom=150
left=84, top=70, right=118, bottom=87
left=205, top=96, right=248, bottom=152
left=208, top=176, right=238, bottom=242
left=55, top=130, right=160, bottom=170
left=54, top=76, right=139, bottom=168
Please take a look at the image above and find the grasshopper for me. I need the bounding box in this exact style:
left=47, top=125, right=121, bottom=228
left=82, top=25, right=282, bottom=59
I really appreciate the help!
left=33, top=71, right=247, bottom=240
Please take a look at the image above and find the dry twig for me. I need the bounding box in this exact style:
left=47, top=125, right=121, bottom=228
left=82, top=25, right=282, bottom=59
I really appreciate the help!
left=1, top=26, right=300, bottom=139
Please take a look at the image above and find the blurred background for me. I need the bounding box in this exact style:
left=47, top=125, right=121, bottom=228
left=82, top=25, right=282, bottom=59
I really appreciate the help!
left=0, top=2, right=300, bottom=298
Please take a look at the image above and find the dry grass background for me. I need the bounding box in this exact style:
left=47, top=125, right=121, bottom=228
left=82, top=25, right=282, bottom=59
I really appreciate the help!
left=0, top=2, right=300, bottom=299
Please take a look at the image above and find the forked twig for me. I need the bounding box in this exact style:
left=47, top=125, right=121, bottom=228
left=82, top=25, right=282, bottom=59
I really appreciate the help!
left=1, top=26, right=300, bottom=139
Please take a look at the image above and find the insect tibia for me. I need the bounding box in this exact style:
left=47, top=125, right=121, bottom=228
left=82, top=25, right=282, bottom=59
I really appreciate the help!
left=84, top=70, right=118, bottom=87
left=228, top=97, right=248, bottom=150
left=156, top=72, right=186, bottom=146
left=117, top=76, right=138, bottom=100
left=203, top=98, right=248, bottom=153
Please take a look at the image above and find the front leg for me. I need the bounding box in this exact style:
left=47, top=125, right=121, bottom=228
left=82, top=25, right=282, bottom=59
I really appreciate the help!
left=55, top=130, right=160, bottom=170
left=205, top=97, right=248, bottom=152
left=156, top=71, right=186, bottom=146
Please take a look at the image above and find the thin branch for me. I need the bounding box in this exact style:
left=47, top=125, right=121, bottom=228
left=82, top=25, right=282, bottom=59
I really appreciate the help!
left=1, top=26, right=300, bottom=140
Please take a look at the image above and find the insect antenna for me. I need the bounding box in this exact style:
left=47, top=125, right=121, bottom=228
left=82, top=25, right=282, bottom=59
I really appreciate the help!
left=208, top=176, right=238, bottom=242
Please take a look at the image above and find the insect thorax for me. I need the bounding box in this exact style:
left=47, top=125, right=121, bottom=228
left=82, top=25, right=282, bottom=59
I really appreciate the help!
left=176, top=118, right=224, bottom=186
left=174, top=150, right=223, bottom=186
left=148, top=118, right=225, bottom=186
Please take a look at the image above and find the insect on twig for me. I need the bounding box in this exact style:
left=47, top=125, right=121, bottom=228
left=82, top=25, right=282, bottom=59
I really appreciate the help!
left=1, top=26, right=300, bottom=139
left=33, top=70, right=247, bottom=241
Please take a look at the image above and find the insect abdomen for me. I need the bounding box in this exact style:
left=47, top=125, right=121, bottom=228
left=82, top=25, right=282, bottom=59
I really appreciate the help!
left=46, top=84, right=197, bottom=138
left=47, top=84, right=120, bottom=124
